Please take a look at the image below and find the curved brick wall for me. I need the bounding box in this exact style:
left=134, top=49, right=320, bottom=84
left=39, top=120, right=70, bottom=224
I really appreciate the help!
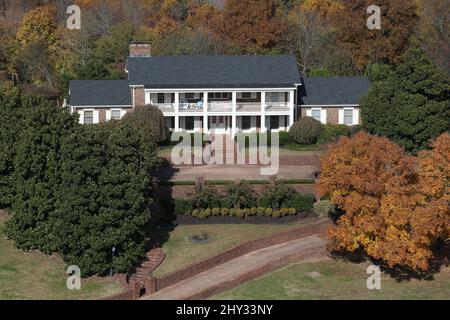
left=156, top=218, right=329, bottom=291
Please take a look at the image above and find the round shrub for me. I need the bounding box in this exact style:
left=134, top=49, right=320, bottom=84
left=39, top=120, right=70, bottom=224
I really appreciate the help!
left=121, top=105, right=168, bottom=144
left=313, top=200, right=336, bottom=218
left=264, top=208, right=273, bottom=216
left=258, top=207, right=265, bottom=216
left=289, top=117, right=323, bottom=145
left=272, top=210, right=281, bottom=218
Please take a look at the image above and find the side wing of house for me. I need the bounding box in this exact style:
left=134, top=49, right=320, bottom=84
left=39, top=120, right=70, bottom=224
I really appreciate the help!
left=69, top=80, right=133, bottom=124
left=298, top=77, right=371, bottom=126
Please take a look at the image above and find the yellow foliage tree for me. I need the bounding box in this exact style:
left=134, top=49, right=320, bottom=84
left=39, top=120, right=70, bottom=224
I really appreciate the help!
left=16, top=6, right=58, bottom=48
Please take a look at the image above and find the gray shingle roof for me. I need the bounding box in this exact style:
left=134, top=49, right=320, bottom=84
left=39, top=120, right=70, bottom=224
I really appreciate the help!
left=69, top=80, right=131, bottom=107
left=299, top=77, right=371, bottom=105
left=126, top=55, right=301, bottom=88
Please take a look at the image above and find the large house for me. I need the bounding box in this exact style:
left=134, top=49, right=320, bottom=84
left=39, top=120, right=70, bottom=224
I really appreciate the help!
left=69, top=43, right=370, bottom=135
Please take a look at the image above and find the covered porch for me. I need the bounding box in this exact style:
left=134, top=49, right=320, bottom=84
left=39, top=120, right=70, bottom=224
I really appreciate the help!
left=164, top=115, right=291, bottom=134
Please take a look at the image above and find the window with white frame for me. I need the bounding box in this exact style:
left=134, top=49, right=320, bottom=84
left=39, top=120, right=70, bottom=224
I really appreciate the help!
left=111, top=110, right=121, bottom=120
left=311, top=109, right=321, bottom=122
left=157, top=93, right=165, bottom=104
left=344, top=109, right=353, bottom=125
left=84, top=110, right=93, bottom=124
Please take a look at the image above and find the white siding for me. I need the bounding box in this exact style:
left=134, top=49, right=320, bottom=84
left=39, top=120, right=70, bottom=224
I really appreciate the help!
left=320, top=109, right=327, bottom=124
left=353, top=109, right=359, bottom=125
left=93, top=110, right=99, bottom=124
left=338, top=109, right=344, bottom=125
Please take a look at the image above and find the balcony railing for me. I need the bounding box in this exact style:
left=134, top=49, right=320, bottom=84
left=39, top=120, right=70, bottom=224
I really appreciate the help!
left=265, top=102, right=289, bottom=111
left=236, top=102, right=261, bottom=112
left=179, top=102, right=204, bottom=112
left=153, top=103, right=175, bottom=112
left=154, top=101, right=290, bottom=113
left=208, top=101, right=232, bottom=112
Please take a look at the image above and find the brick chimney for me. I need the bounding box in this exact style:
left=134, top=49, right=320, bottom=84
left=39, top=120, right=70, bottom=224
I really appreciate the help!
left=129, top=43, right=151, bottom=57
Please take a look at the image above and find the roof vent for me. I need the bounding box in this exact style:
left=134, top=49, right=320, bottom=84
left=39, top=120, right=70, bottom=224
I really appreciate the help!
left=130, top=43, right=151, bottom=57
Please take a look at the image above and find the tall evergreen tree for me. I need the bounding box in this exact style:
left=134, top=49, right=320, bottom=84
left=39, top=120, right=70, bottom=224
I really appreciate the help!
left=54, top=123, right=154, bottom=275
left=361, top=48, right=450, bottom=153
left=0, top=81, right=21, bottom=207
left=5, top=101, right=78, bottom=252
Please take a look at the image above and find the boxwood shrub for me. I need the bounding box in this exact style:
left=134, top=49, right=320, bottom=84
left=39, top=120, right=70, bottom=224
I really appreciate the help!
left=172, top=181, right=316, bottom=218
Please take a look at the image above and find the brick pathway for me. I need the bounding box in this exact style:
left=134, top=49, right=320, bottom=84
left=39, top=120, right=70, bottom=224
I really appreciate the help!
left=141, top=235, right=327, bottom=300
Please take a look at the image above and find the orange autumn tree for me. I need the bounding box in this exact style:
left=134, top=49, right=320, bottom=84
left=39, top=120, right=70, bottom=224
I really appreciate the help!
left=412, top=133, right=450, bottom=263
left=212, top=0, right=287, bottom=54
left=318, top=132, right=449, bottom=271
left=330, top=0, right=418, bottom=69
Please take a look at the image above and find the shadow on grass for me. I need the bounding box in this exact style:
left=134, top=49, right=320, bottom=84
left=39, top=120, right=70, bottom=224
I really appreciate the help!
left=329, top=241, right=450, bottom=282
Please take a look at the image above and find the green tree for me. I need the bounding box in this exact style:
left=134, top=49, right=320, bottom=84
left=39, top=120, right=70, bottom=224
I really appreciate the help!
left=5, top=101, right=79, bottom=252
left=361, top=48, right=450, bottom=153
left=75, top=23, right=135, bottom=80
left=54, top=123, right=153, bottom=275
left=0, top=81, right=21, bottom=207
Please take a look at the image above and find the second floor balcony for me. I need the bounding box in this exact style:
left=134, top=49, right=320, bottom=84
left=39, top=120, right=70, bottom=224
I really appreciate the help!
left=148, top=91, right=293, bottom=114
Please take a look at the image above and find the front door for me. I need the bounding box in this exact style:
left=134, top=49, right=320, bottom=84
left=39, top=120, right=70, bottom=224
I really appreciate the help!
left=209, top=116, right=228, bottom=134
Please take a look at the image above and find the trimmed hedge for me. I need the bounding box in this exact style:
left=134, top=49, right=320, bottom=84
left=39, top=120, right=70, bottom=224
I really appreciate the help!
left=191, top=207, right=298, bottom=219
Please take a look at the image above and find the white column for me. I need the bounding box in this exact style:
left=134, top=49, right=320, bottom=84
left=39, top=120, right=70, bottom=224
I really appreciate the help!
left=261, top=91, right=266, bottom=132
left=203, top=91, right=208, bottom=134
left=289, top=90, right=295, bottom=128
left=174, top=92, right=180, bottom=132
left=232, top=91, right=237, bottom=137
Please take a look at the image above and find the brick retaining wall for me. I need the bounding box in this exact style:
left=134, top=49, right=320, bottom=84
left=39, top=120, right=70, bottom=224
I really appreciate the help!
left=103, top=218, right=329, bottom=300
left=156, top=218, right=329, bottom=291
left=185, top=244, right=327, bottom=300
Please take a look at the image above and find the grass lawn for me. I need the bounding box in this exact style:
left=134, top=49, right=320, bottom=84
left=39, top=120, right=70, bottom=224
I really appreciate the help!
left=213, top=258, right=450, bottom=300
left=0, top=213, right=125, bottom=300
left=153, top=221, right=311, bottom=277
left=157, top=146, right=206, bottom=159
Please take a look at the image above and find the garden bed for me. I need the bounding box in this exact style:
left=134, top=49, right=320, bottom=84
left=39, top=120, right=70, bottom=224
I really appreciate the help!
left=175, top=211, right=314, bottom=225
